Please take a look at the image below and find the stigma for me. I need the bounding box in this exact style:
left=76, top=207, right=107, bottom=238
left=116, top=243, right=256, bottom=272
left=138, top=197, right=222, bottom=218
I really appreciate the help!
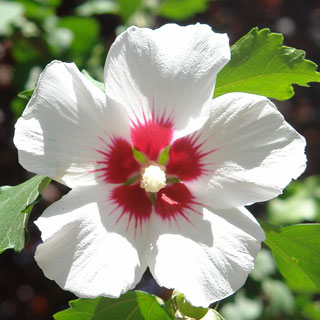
left=140, top=162, right=166, bottom=193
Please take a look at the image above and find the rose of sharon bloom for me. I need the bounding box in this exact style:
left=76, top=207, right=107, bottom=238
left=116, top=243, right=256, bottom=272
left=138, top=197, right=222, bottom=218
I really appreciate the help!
left=14, top=24, right=306, bottom=307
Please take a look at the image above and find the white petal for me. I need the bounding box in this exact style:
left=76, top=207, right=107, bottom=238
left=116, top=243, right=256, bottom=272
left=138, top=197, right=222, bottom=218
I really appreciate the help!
left=14, top=61, right=131, bottom=187
left=104, top=24, right=230, bottom=133
left=35, top=185, right=148, bottom=298
left=147, top=207, right=265, bottom=307
left=186, top=92, right=306, bottom=209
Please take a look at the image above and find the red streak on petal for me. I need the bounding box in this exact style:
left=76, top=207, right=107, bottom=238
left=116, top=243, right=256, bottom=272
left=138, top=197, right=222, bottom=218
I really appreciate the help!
left=111, top=184, right=152, bottom=227
left=166, top=133, right=215, bottom=181
left=96, top=137, right=139, bottom=184
left=155, top=183, right=195, bottom=221
left=130, top=113, right=173, bottom=160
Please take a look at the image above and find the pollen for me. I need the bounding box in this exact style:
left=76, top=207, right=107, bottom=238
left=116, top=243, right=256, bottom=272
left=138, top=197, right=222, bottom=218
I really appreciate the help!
left=140, top=163, right=166, bottom=193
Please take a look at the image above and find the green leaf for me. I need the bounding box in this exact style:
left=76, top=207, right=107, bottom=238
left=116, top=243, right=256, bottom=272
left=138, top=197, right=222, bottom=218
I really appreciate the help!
left=267, top=176, right=320, bottom=225
left=215, top=28, right=320, bottom=101
left=158, top=145, right=170, bottom=165
left=17, top=89, right=34, bottom=100
left=261, top=221, right=320, bottom=293
left=159, top=0, right=209, bottom=21
left=81, top=69, right=104, bottom=91
left=53, top=291, right=171, bottom=320
left=0, top=175, right=51, bottom=254
left=176, top=293, right=208, bottom=319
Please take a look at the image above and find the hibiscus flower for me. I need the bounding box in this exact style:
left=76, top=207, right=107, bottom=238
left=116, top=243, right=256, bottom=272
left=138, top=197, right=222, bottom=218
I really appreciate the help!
left=14, top=24, right=306, bottom=307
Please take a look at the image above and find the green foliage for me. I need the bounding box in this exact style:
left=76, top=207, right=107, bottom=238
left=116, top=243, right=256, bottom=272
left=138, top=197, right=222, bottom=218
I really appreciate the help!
left=0, top=1, right=24, bottom=36
left=222, top=220, right=320, bottom=319
left=75, top=0, right=119, bottom=16
left=117, top=0, right=142, bottom=21
left=12, top=36, right=42, bottom=64
left=220, top=291, right=263, bottom=320
left=261, top=222, right=320, bottom=293
left=0, top=175, right=50, bottom=254
left=159, top=0, right=210, bottom=20
left=16, top=0, right=61, bottom=20
left=262, top=279, right=295, bottom=315
left=58, top=17, right=100, bottom=65
left=267, top=175, right=320, bottom=225
left=215, top=28, right=320, bottom=101
left=53, top=291, right=171, bottom=320
left=4, top=0, right=105, bottom=117
left=297, top=297, right=320, bottom=320
left=3, top=1, right=320, bottom=318
left=53, top=291, right=228, bottom=320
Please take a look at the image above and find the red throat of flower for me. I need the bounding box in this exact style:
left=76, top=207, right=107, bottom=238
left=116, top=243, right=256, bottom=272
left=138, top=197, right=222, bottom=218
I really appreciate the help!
left=93, top=114, right=213, bottom=230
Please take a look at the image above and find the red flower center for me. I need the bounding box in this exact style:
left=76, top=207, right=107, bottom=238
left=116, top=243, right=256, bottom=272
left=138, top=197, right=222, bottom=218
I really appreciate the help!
left=94, top=115, right=213, bottom=229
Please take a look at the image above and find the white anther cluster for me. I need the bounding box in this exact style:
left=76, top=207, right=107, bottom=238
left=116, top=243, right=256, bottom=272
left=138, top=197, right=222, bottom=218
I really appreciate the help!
left=140, top=164, right=166, bottom=193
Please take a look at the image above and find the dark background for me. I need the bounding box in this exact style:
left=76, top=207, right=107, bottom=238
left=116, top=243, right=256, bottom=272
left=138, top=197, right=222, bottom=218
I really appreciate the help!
left=0, top=0, right=319, bottom=319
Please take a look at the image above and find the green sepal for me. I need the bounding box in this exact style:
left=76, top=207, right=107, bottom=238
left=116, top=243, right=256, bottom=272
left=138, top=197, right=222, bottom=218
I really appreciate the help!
left=166, top=177, right=181, bottom=184
left=175, top=293, right=208, bottom=319
left=124, top=176, right=139, bottom=185
left=132, top=146, right=148, bottom=164
left=163, top=298, right=176, bottom=318
left=158, top=145, right=170, bottom=165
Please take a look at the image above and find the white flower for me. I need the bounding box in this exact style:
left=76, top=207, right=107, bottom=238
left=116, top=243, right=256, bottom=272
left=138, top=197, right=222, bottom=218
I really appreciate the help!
left=14, top=24, right=306, bottom=307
